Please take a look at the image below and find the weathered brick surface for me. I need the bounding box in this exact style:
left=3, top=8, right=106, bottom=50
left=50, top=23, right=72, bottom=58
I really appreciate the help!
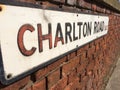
left=66, top=0, right=77, bottom=6
left=50, top=76, right=68, bottom=90
left=62, top=56, right=80, bottom=76
left=17, top=0, right=36, bottom=3
left=0, top=0, right=120, bottom=90
left=47, top=68, right=61, bottom=89
left=64, top=77, right=80, bottom=90
left=35, top=56, right=66, bottom=80
left=77, top=0, right=92, bottom=9
left=53, top=0, right=65, bottom=4
left=32, top=78, right=46, bottom=90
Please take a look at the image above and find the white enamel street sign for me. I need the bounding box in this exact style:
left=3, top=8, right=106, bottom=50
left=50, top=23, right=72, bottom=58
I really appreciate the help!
left=0, top=3, right=109, bottom=84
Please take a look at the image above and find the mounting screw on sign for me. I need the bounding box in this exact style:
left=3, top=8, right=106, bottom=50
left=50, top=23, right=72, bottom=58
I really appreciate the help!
left=7, top=74, right=12, bottom=80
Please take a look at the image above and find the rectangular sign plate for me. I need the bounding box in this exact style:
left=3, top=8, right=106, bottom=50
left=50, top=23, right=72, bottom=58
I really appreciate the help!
left=0, top=2, right=109, bottom=84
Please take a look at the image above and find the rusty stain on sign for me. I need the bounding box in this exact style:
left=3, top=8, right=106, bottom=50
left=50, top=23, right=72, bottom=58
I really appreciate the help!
left=43, top=11, right=49, bottom=22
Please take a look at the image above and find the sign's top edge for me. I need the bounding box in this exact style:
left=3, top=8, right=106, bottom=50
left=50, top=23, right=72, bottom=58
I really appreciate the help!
left=0, top=0, right=108, bottom=17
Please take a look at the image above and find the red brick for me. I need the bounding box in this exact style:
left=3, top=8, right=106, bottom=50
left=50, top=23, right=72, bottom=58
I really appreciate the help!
left=81, top=58, right=89, bottom=66
left=77, top=0, right=92, bottom=9
left=82, top=87, right=86, bottom=90
left=47, top=56, right=67, bottom=72
left=1, top=76, right=30, bottom=90
left=92, top=4, right=97, bottom=11
left=35, top=56, right=66, bottom=80
left=86, top=78, right=93, bottom=90
left=47, top=68, right=60, bottom=89
left=38, top=1, right=61, bottom=10
left=81, top=71, right=86, bottom=79
left=64, top=78, right=80, bottom=90
left=64, top=83, right=73, bottom=90
left=95, top=38, right=101, bottom=45
left=77, top=44, right=89, bottom=55
left=35, top=68, right=47, bottom=80
left=68, top=69, right=79, bottom=83
left=26, top=86, right=32, bottom=90
left=89, top=88, right=94, bottom=90
left=89, top=41, right=95, bottom=48
left=105, top=9, right=111, bottom=14
left=96, top=6, right=103, bottom=12
left=62, top=56, right=80, bottom=76
left=93, top=82, right=97, bottom=90
left=80, top=51, right=87, bottom=60
left=105, top=57, right=113, bottom=66
left=99, top=40, right=105, bottom=47
left=77, top=62, right=87, bottom=74
left=87, top=46, right=95, bottom=58
left=67, top=51, right=77, bottom=60
left=66, top=0, right=77, bottom=5
left=53, top=0, right=65, bottom=3
left=86, top=60, right=95, bottom=72
left=32, top=78, right=46, bottom=90
left=95, top=43, right=100, bottom=51
left=50, top=76, right=68, bottom=90
left=103, top=44, right=107, bottom=50
left=87, top=70, right=93, bottom=77
left=81, top=76, right=89, bottom=82
left=79, top=76, right=89, bottom=89
left=18, top=0, right=36, bottom=3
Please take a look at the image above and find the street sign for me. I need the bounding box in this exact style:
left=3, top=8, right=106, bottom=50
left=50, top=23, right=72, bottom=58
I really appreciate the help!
left=0, top=2, right=109, bottom=84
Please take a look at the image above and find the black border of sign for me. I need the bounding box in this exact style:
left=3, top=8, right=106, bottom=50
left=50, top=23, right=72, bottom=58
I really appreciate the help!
left=0, top=0, right=108, bottom=85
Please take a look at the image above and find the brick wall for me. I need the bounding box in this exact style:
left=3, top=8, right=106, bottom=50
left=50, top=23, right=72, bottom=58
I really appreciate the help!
left=0, top=0, right=120, bottom=90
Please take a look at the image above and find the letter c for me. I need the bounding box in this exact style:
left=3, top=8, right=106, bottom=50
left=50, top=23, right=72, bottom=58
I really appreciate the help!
left=17, top=24, right=36, bottom=56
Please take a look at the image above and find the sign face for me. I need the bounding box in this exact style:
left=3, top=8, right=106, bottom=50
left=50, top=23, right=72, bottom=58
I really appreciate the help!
left=0, top=3, right=109, bottom=84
